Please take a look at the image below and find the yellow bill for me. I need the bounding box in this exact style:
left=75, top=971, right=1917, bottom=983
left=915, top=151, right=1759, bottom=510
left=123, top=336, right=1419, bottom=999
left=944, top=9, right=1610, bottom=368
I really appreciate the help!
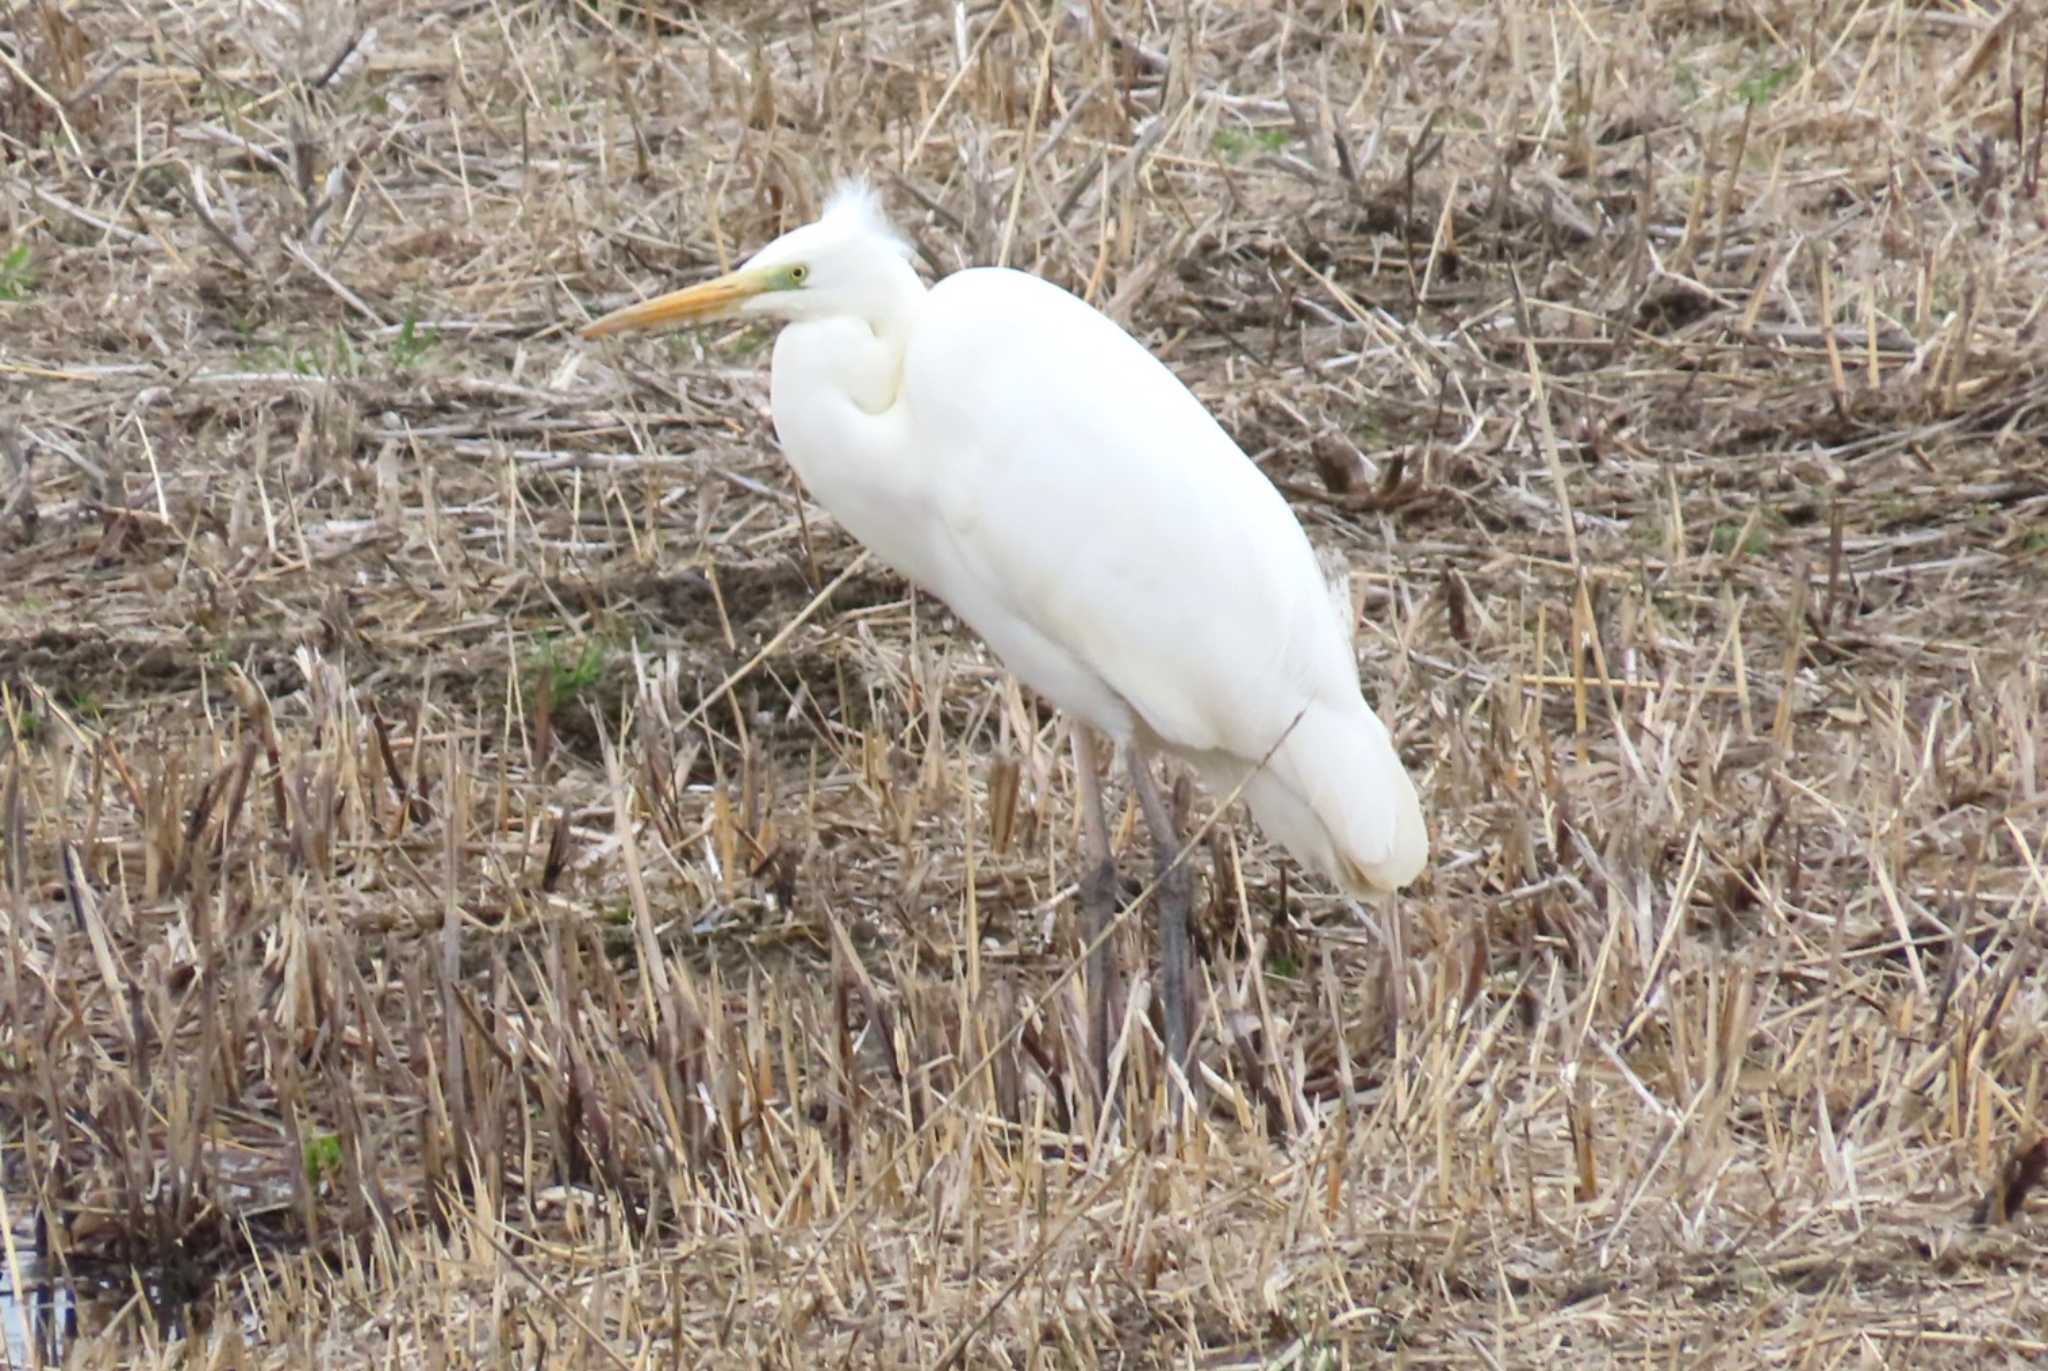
left=580, top=271, right=765, bottom=339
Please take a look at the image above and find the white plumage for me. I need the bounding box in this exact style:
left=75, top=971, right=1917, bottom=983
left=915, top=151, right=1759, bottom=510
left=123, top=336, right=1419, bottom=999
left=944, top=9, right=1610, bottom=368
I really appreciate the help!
left=583, top=183, right=1426, bottom=1074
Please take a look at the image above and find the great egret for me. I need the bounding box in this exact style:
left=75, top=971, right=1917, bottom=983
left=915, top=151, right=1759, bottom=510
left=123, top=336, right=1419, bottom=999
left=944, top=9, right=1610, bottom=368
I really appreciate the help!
left=581, top=182, right=1426, bottom=1093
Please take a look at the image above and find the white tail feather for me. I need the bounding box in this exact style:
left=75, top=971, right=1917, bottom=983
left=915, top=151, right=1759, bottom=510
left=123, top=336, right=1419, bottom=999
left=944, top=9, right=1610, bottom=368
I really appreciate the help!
left=1194, top=699, right=1425, bottom=896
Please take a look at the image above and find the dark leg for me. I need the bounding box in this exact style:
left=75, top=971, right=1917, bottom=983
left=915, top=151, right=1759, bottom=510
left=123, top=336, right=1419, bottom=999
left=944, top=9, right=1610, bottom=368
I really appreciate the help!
left=1127, top=748, right=1194, bottom=1102
left=1072, top=728, right=1117, bottom=1103
left=1380, top=901, right=1408, bottom=1029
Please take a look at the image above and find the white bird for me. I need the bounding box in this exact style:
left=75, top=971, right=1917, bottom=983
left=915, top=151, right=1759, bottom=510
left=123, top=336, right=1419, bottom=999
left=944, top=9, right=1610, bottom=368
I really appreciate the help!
left=581, top=183, right=1425, bottom=1094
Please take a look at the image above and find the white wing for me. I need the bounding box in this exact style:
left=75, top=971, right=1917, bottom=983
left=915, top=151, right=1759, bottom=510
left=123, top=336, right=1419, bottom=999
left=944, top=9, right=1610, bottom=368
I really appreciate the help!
left=896, top=269, right=1426, bottom=891
left=902, top=271, right=1337, bottom=748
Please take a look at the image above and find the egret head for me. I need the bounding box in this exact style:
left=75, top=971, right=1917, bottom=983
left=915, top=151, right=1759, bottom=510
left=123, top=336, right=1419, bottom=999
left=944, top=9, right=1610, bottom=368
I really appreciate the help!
left=580, top=181, right=917, bottom=339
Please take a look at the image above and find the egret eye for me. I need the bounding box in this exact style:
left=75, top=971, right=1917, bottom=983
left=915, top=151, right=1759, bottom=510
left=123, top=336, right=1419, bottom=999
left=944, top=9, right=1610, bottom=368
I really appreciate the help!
left=789, top=264, right=809, bottom=284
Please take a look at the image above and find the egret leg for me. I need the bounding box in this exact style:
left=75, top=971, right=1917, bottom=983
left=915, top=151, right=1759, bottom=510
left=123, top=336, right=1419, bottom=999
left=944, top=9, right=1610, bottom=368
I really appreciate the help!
left=1381, top=901, right=1409, bottom=1029
left=1127, top=749, right=1194, bottom=1095
left=1071, top=728, right=1117, bottom=1102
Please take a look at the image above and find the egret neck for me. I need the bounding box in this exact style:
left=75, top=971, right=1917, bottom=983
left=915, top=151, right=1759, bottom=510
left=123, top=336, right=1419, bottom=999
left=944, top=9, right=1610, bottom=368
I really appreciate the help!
left=765, top=252, right=940, bottom=592
left=774, top=250, right=923, bottom=417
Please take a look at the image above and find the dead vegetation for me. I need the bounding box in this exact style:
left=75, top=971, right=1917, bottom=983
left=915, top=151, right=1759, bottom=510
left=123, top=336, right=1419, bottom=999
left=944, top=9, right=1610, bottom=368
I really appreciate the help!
left=2, top=0, right=2046, bottom=1364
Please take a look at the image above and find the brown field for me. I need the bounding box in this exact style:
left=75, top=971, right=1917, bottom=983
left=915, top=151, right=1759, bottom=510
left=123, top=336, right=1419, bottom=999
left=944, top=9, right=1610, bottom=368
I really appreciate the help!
left=3, top=0, right=2047, bottom=1365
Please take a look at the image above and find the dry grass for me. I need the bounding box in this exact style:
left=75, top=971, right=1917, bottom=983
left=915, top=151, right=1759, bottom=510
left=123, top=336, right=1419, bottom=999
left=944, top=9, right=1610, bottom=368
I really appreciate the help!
left=3, top=0, right=2047, bottom=1364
